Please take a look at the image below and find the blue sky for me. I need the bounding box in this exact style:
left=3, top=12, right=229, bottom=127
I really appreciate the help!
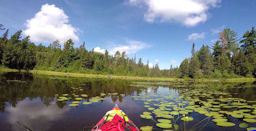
left=0, top=0, right=256, bottom=69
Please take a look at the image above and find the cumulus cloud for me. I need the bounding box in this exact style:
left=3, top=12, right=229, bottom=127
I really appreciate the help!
left=188, top=32, right=205, bottom=41
left=210, top=38, right=218, bottom=43
left=170, top=60, right=177, bottom=65
left=94, top=47, right=106, bottom=54
left=129, top=0, right=221, bottom=26
left=24, top=4, right=79, bottom=44
left=211, top=25, right=226, bottom=34
left=110, top=40, right=150, bottom=55
left=6, top=100, right=69, bottom=131
left=154, top=59, right=159, bottom=63
left=148, top=63, right=154, bottom=68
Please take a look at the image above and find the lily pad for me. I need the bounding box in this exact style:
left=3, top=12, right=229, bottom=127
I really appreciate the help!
left=75, top=97, right=82, bottom=101
left=216, top=122, right=235, bottom=127
left=247, top=127, right=256, bottom=131
left=81, top=94, right=88, bottom=97
left=82, top=102, right=92, bottom=105
left=72, top=101, right=80, bottom=104
left=243, top=118, right=256, bottom=123
left=140, top=114, right=152, bottom=119
left=156, top=123, right=172, bottom=128
left=140, top=126, right=153, bottom=131
left=181, top=116, right=193, bottom=121
left=69, top=103, right=78, bottom=107
left=239, top=123, right=248, bottom=128
left=170, top=111, right=179, bottom=115
left=212, top=118, right=227, bottom=123
left=157, top=119, right=171, bottom=123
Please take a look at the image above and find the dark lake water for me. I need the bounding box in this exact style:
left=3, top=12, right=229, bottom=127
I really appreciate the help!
left=0, top=72, right=256, bottom=131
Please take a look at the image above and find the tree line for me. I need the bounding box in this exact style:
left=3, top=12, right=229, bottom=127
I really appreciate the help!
left=179, top=27, right=256, bottom=78
left=0, top=25, right=256, bottom=78
left=0, top=26, right=162, bottom=76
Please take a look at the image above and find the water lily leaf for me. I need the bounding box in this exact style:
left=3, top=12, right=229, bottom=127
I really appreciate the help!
left=247, top=127, right=256, bottom=131
left=69, top=103, right=78, bottom=107
left=157, top=119, right=171, bottom=123
left=239, top=123, right=248, bottom=128
left=72, top=101, right=80, bottom=104
left=170, top=111, right=179, bottom=115
left=156, top=123, right=172, bottom=128
left=231, top=113, right=244, bottom=118
left=75, top=97, right=82, bottom=100
left=181, top=116, right=193, bottom=121
left=140, top=114, right=152, bottom=119
left=82, top=102, right=92, bottom=105
left=140, top=126, right=153, bottom=131
left=212, top=118, right=227, bottom=123
left=81, top=94, right=88, bottom=97
left=148, top=108, right=155, bottom=111
left=216, top=122, right=235, bottom=127
left=243, top=118, right=256, bottom=123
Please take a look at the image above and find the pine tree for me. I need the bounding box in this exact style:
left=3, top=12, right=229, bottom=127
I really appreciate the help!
left=198, top=45, right=213, bottom=75
left=232, top=51, right=250, bottom=76
left=189, top=55, right=200, bottom=78
left=2, top=30, right=22, bottom=69
left=180, top=59, right=189, bottom=77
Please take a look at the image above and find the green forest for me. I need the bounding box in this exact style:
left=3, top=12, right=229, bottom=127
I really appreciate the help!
left=0, top=24, right=256, bottom=78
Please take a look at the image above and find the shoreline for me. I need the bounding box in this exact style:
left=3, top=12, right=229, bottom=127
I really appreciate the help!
left=0, top=67, right=255, bottom=83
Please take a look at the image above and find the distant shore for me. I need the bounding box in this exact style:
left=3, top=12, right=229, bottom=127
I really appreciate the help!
left=0, top=67, right=255, bottom=83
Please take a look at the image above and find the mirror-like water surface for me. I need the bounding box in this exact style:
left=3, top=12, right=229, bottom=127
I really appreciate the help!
left=0, top=72, right=256, bottom=131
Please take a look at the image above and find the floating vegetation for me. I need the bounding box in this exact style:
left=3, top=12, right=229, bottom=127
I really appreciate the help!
left=212, top=118, right=227, bottom=123
left=247, top=127, right=256, bottom=131
left=140, top=126, right=153, bottom=131
left=239, top=123, right=248, bottom=128
left=75, top=97, right=82, bottom=101
left=243, top=119, right=256, bottom=123
left=69, top=103, right=78, bottom=107
left=157, top=119, right=171, bottom=123
left=130, top=82, right=256, bottom=131
left=216, top=122, right=236, bottom=127
left=156, top=123, right=172, bottom=128
left=81, top=94, right=88, bottom=97
left=181, top=116, right=193, bottom=121
left=82, top=102, right=92, bottom=105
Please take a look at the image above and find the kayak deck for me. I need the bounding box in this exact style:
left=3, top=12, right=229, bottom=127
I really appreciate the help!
left=92, top=104, right=140, bottom=131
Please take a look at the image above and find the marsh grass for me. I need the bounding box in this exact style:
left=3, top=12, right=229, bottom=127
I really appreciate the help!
left=0, top=67, right=255, bottom=82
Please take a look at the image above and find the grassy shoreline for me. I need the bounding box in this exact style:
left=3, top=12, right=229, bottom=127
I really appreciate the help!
left=0, top=67, right=255, bottom=82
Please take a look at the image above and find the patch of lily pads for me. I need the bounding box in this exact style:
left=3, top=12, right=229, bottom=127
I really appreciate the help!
left=132, top=83, right=256, bottom=130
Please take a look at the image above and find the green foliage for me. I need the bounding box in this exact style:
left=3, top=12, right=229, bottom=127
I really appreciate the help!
left=1, top=26, right=256, bottom=78
left=198, top=45, right=213, bottom=75
left=1, top=31, right=36, bottom=71
left=180, top=59, right=189, bottom=77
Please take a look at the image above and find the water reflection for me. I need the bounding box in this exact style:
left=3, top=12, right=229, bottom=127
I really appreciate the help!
left=0, top=72, right=255, bottom=131
left=6, top=99, right=69, bottom=131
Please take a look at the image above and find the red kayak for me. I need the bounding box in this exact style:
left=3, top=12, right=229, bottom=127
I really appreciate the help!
left=92, top=104, right=140, bottom=131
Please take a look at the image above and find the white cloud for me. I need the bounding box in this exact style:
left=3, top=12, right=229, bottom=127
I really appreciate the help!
left=210, top=38, right=218, bottom=43
left=24, top=4, right=79, bottom=44
left=170, top=60, right=177, bottom=65
left=148, top=63, right=154, bottom=68
left=129, top=0, right=221, bottom=26
left=6, top=100, right=69, bottom=131
left=110, top=40, right=150, bottom=55
left=154, top=59, right=159, bottom=63
left=188, top=32, right=205, bottom=41
left=211, top=25, right=226, bottom=34
left=94, top=47, right=106, bottom=54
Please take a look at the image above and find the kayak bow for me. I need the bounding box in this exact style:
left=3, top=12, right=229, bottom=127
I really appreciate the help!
left=92, top=104, right=140, bottom=131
